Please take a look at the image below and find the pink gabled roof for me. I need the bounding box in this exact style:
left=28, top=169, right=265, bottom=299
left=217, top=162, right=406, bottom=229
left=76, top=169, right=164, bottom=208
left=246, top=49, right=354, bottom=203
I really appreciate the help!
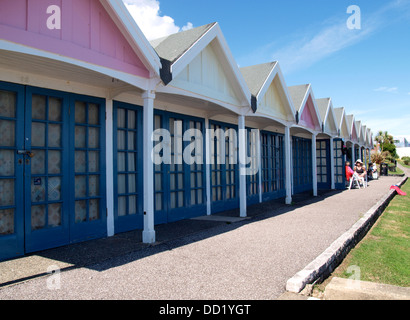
left=0, top=0, right=160, bottom=80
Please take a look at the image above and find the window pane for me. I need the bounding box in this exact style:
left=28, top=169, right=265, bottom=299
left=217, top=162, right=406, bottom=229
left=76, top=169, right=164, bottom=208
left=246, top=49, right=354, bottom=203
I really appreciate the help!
left=0, top=150, right=14, bottom=176
left=75, top=101, right=86, bottom=123
left=32, top=95, right=46, bottom=120
left=88, top=104, right=99, bottom=125
left=0, top=209, right=14, bottom=235
left=75, top=200, right=87, bottom=223
left=48, top=177, right=61, bottom=201
left=48, top=124, right=61, bottom=148
left=31, top=205, right=46, bottom=231
left=0, top=120, right=15, bottom=147
left=31, top=122, right=46, bottom=147
left=0, top=90, right=16, bottom=118
left=89, top=199, right=99, bottom=221
left=48, top=97, right=62, bottom=122
left=48, top=203, right=62, bottom=228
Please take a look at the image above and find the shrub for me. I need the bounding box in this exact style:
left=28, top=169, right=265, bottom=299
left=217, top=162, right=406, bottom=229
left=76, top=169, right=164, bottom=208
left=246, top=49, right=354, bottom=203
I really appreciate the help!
left=402, top=156, right=410, bottom=165
left=371, top=152, right=385, bottom=164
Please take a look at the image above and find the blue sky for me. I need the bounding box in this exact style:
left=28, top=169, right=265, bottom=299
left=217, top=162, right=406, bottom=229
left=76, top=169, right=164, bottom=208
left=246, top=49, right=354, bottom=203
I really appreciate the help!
left=124, top=0, right=410, bottom=141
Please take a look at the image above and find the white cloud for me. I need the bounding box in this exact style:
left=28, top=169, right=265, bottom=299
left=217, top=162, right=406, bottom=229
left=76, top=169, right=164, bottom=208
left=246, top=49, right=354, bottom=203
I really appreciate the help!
left=373, top=87, right=398, bottom=93
left=241, top=1, right=410, bottom=74
left=122, top=0, right=193, bottom=41
left=270, top=18, right=377, bottom=74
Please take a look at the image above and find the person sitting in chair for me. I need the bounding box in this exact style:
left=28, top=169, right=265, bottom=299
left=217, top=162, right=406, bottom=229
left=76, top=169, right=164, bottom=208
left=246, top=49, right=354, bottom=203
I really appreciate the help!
left=354, top=160, right=367, bottom=179
left=354, top=159, right=367, bottom=187
left=345, top=161, right=354, bottom=182
left=367, top=162, right=377, bottom=180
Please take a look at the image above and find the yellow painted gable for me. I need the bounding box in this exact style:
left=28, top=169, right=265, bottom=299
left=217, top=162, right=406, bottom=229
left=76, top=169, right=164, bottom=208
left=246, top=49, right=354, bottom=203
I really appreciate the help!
left=258, top=75, right=291, bottom=121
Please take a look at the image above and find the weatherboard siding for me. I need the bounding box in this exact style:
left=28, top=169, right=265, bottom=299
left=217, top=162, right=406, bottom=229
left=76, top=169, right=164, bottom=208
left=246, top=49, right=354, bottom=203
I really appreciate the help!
left=258, top=76, right=290, bottom=122
left=299, top=96, right=321, bottom=132
left=0, top=0, right=149, bottom=78
left=172, top=42, right=241, bottom=107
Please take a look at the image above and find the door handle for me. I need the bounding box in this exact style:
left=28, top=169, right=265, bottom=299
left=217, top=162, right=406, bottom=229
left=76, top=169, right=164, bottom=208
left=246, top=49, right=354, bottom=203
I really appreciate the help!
left=17, top=150, right=35, bottom=158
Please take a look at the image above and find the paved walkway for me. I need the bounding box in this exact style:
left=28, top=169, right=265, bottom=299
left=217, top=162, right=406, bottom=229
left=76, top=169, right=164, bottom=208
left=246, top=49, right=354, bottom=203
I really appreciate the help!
left=0, top=174, right=405, bottom=300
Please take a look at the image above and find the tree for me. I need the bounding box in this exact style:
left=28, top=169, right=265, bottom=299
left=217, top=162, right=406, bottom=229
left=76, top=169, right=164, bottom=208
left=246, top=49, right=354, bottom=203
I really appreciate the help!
left=375, top=131, right=394, bottom=153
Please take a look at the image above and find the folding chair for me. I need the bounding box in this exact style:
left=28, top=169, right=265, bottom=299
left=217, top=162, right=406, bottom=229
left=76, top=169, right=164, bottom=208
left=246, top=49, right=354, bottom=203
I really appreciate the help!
left=348, top=173, right=366, bottom=189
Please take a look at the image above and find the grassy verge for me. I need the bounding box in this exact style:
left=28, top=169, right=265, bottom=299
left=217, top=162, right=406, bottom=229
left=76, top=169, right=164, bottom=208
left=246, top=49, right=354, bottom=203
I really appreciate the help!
left=314, top=179, right=410, bottom=296
left=398, top=160, right=410, bottom=169
left=389, top=166, right=404, bottom=175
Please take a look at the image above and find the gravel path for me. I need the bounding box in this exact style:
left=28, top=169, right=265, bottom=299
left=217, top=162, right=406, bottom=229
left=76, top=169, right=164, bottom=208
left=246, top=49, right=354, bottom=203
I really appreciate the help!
left=0, top=175, right=404, bottom=300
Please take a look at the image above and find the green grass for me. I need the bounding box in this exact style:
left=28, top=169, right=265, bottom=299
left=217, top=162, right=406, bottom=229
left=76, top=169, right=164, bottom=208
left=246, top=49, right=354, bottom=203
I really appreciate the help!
left=334, top=180, right=410, bottom=287
left=398, top=160, right=410, bottom=169
left=388, top=166, right=404, bottom=175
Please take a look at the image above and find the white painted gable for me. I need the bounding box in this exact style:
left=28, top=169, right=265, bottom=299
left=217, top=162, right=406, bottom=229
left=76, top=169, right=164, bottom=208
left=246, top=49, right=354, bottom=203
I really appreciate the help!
left=172, top=40, right=241, bottom=106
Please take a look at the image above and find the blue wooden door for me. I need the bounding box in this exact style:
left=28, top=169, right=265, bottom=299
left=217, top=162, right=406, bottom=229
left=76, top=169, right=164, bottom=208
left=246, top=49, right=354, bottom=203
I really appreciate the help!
left=69, top=94, right=106, bottom=244
left=153, top=111, right=206, bottom=224
left=0, top=83, right=107, bottom=261
left=24, top=87, right=71, bottom=253
left=292, top=137, right=313, bottom=194
left=261, top=131, right=286, bottom=202
left=316, top=139, right=331, bottom=190
left=209, top=121, right=239, bottom=214
left=333, top=139, right=345, bottom=190
left=246, top=128, right=260, bottom=206
left=113, top=102, right=143, bottom=233
left=0, top=82, right=25, bottom=260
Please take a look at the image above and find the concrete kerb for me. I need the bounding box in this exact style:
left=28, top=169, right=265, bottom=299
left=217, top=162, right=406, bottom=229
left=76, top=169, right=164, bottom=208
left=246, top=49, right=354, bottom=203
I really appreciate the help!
left=285, top=176, right=408, bottom=294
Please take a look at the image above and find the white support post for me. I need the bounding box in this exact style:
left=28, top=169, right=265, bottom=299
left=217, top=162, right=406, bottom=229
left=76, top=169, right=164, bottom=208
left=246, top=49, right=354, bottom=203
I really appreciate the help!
left=285, top=126, right=292, bottom=204
left=106, top=98, right=115, bottom=237
left=142, top=91, right=156, bottom=244
left=330, top=138, right=335, bottom=190
left=351, top=145, right=355, bottom=167
left=312, top=133, right=318, bottom=197
left=205, top=117, right=211, bottom=215
left=238, top=115, right=247, bottom=218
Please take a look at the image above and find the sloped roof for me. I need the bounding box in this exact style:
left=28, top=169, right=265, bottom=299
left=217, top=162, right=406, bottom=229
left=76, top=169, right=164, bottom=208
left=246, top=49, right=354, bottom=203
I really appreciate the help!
left=240, top=62, right=278, bottom=98
left=104, top=0, right=162, bottom=76
left=316, top=98, right=331, bottom=123
left=288, top=84, right=310, bottom=113
left=240, top=61, right=295, bottom=117
left=333, top=107, right=345, bottom=128
left=150, top=22, right=252, bottom=110
left=150, top=23, right=216, bottom=64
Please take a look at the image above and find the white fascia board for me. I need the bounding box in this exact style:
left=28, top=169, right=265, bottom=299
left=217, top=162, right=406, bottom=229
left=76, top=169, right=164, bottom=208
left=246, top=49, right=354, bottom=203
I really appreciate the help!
left=156, top=83, right=244, bottom=116
left=245, top=110, right=293, bottom=128
left=290, top=124, right=316, bottom=135
left=0, top=40, right=150, bottom=90
left=102, top=0, right=161, bottom=78
left=171, top=23, right=252, bottom=109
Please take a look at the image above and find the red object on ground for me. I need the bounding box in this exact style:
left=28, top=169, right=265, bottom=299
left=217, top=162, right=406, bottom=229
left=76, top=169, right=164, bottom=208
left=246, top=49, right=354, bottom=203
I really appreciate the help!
left=390, top=185, right=407, bottom=196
